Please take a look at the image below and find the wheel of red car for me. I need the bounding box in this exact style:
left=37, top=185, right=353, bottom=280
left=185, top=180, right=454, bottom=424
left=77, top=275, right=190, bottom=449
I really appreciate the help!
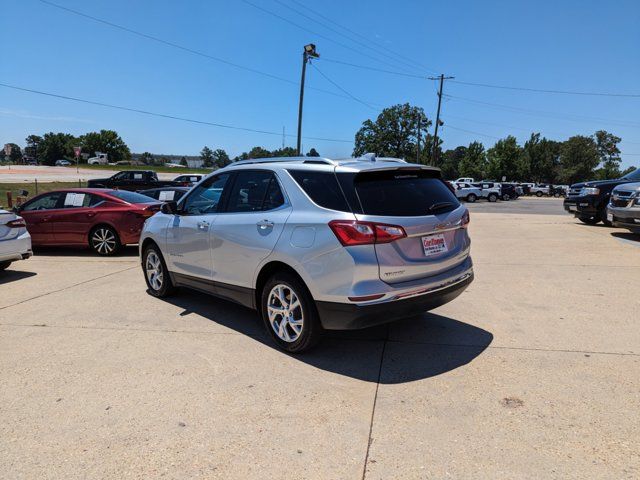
left=89, top=225, right=121, bottom=256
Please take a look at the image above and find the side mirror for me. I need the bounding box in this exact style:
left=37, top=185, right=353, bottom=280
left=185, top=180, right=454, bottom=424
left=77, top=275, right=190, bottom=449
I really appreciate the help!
left=161, top=201, right=179, bottom=215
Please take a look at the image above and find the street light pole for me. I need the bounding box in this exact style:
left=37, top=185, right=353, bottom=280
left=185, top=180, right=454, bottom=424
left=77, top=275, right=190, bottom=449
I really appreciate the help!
left=297, top=44, right=319, bottom=156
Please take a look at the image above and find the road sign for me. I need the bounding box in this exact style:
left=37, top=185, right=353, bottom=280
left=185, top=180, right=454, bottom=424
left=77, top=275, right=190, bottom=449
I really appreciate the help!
left=74, top=147, right=82, bottom=158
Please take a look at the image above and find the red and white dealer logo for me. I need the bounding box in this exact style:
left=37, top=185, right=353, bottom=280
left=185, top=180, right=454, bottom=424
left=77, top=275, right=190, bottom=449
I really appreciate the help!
left=422, top=234, right=447, bottom=256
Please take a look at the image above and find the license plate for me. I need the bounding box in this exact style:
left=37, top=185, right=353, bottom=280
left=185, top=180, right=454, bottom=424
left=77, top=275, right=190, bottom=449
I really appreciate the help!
left=607, top=213, right=613, bottom=222
left=568, top=206, right=577, bottom=212
left=422, top=234, right=448, bottom=257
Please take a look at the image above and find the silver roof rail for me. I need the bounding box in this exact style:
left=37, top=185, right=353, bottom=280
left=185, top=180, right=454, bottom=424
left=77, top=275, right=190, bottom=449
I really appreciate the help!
left=230, top=156, right=335, bottom=166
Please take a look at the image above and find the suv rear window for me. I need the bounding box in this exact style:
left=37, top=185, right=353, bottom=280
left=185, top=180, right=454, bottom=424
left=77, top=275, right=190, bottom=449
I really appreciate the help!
left=353, top=170, right=459, bottom=216
left=287, top=170, right=350, bottom=212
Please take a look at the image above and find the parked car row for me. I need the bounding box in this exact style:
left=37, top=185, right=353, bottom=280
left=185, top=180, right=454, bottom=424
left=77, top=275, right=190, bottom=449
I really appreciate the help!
left=563, top=167, right=640, bottom=234
left=450, top=181, right=522, bottom=203
left=2, top=156, right=475, bottom=353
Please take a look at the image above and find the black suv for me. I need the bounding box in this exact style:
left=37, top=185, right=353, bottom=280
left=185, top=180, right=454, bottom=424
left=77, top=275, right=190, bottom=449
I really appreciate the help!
left=564, top=168, right=640, bottom=225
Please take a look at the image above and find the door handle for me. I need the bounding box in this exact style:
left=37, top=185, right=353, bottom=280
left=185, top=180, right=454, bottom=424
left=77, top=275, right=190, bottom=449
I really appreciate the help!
left=86, top=211, right=96, bottom=218
left=197, top=221, right=210, bottom=231
left=257, top=219, right=274, bottom=229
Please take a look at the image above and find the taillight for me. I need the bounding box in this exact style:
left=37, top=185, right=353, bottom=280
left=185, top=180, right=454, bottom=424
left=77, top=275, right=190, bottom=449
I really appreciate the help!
left=461, top=210, right=470, bottom=228
left=328, top=220, right=406, bottom=246
left=6, top=218, right=26, bottom=228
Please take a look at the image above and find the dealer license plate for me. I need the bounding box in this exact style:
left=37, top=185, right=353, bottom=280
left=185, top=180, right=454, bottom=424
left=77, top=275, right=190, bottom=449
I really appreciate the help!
left=422, top=234, right=448, bottom=257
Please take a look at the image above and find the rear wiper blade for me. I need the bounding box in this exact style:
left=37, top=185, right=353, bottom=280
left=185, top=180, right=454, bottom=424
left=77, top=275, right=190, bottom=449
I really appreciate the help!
left=428, top=202, right=455, bottom=213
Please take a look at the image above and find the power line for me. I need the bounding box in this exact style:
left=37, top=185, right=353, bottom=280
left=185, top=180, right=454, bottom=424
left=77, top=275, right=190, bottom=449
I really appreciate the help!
left=0, top=82, right=352, bottom=143
left=241, top=0, right=420, bottom=75
left=450, top=79, right=640, bottom=98
left=321, top=57, right=426, bottom=79
left=444, top=125, right=500, bottom=140
left=309, top=62, right=379, bottom=112
left=288, top=0, right=439, bottom=75
left=36, top=0, right=376, bottom=106
left=444, top=94, right=640, bottom=129
left=272, top=0, right=430, bottom=75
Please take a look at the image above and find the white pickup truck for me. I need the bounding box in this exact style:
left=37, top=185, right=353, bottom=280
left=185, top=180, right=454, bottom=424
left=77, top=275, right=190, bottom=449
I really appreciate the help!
left=530, top=184, right=550, bottom=196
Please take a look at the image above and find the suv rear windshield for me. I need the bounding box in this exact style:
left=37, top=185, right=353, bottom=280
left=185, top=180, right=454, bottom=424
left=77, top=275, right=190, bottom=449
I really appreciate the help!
left=353, top=170, right=459, bottom=216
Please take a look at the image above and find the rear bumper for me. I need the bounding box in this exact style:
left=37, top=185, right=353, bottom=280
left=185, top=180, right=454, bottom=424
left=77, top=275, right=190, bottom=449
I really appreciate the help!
left=607, top=205, right=640, bottom=233
left=316, top=271, right=473, bottom=330
left=0, top=231, right=33, bottom=262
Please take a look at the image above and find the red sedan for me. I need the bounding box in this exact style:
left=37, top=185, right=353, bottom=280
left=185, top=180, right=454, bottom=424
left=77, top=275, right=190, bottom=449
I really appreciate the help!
left=16, top=189, right=161, bottom=255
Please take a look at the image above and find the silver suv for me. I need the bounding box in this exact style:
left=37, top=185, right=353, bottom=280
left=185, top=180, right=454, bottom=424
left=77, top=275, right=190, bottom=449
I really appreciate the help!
left=139, top=156, right=474, bottom=352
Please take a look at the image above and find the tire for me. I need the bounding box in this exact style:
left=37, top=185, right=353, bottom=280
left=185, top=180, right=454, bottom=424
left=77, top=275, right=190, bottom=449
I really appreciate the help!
left=142, top=244, right=177, bottom=298
left=536, top=191, right=543, bottom=197
left=260, top=272, right=322, bottom=353
left=0, top=261, right=11, bottom=271
left=502, top=193, right=510, bottom=201
left=601, top=210, right=612, bottom=227
left=466, top=193, right=477, bottom=203
left=89, top=225, right=121, bottom=256
left=579, top=215, right=600, bottom=225
left=488, top=193, right=498, bottom=202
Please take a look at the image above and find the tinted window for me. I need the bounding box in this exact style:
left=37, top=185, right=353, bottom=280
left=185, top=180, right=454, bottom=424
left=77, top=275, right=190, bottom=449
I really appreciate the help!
left=181, top=174, right=230, bottom=215
left=288, top=170, right=350, bottom=212
left=108, top=190, right=156, bottom=204
left=22, top=192, right=64, bottom=211
left=354, top=170, right=459, bottom=216
left=225, top=171, right=283, bottom=213
left=622, top=168, right=640, bottom=181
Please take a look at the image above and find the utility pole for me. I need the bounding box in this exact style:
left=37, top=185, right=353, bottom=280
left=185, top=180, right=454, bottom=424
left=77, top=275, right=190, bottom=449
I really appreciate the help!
left=416, top=116, right=421, bottom=163
left=282, top=126, right=285, bottom=150
left=297, top=44, right=319, bottom=156
left=428, top=74, right=454, bottom=165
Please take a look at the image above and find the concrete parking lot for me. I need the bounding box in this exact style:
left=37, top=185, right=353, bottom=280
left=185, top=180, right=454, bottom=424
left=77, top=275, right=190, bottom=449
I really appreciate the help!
left=1, top=200, right=639, bottom=479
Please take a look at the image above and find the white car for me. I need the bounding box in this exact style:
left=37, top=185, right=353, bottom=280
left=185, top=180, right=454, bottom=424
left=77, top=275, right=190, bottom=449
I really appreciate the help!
left=55, top=159, right=71, bottom=166
left=453, top=182, right=482, bottom=202
left=472, top=182, right=501, bottom=202
left=0, top=209, right=32, bottom=271
left=454, top=177, right=475, bottom=184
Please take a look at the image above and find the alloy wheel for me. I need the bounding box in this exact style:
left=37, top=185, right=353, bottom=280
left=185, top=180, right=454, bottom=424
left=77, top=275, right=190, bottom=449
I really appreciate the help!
left=145, top=251, right=163, bottom=291
left=92, top=228, right=117, bottom=254
left=267, top=284, right=304, bottom=343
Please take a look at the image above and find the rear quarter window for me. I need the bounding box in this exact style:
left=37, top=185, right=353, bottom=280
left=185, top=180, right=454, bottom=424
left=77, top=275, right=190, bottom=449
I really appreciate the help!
left=287, top=170, right=351, bottom=212
left=354, top=170, right=459, bottom=216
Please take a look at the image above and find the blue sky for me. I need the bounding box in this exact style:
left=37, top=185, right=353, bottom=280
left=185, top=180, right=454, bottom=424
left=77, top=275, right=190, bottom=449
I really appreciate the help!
left=1, top=0, right=639, bottom=167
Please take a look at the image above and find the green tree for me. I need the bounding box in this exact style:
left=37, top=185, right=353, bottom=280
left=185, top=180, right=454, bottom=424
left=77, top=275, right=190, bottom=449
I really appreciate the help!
left=621, top=165, right=637, bottom=177
left=78, top=130, right=130, bottom=163
left=139, top=152, right=155, bottom=165
left=458, top=141, right=487, bottom=179
left=271, top=147, right=298, bottom=157
left=486, top=136, right=521, bottom=181
left=353, top=103, right=432, bottom=163
left=5, top=143, right=22, bottom=163
left=522, top=133, right=561, bottom=183
left=212, top=149, right=230, bottom=168
left=306, top=148, right=320, bottom=157
left=593, top=130, right=622, bottom=180
left=247, top=146, right=272, bottom=159
left=24, top=135, right=43, bottom=160
left=439, top=146, right=466, bottom=180
left=38, top=133, right=76, bottom=165
left=558, top=135, right=600, bottom=184
left=180, top=156, right=188, bottom=167
left=200, top=146, right=214, bottom=167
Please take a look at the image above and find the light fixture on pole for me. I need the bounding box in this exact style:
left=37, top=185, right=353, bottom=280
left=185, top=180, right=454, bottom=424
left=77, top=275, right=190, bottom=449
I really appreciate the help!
left=296, top=43, right=320, bottom=156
